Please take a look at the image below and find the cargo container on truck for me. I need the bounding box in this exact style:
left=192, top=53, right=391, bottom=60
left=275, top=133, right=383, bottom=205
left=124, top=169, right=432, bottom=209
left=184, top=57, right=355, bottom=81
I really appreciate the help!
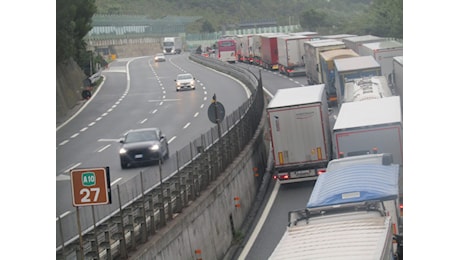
left=252, top=34, right=264, bottom=66
left=320, top=34, right=357, bottom=40
left=304, top=39, right=346, bottom=86
left=319, top=49, right=359, bottom=104
left=289, top=31, right=318, bottom=38
left=267, top=84, right=332, bottom=184
left=277, top=35, right=314, bottom=76
left=342, top=34, right=384, bottom=54
left=360, top=40, right=403, bottom=81
left=162, top=37, right=183, bottom=54
left=334, top=56, right=382, bottom=106
left=235, top=35, right=244, bottom=62
left=390, top=56, right=403, bottom=110
left=332, top=96, right=403, bottom=165
left=343, top=76, right=393, bottom=104
left=240, top=34, right=255, bottom=63
left=259, top=33, right=283, bottom=70
left=269, top=164, right=401, bottom=260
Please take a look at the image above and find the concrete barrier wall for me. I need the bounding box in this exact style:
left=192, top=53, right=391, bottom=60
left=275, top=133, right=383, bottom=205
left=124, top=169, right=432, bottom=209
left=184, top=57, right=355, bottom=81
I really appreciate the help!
left=130, top=112, right=269, bottom=259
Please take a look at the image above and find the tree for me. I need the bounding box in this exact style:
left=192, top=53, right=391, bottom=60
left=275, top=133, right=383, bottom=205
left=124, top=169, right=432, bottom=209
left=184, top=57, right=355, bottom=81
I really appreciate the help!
left=56, top=0, right=97, bottom=64
left=358, top=0, right=402, bottom=38
left=201, top=19, right=215, bottom=33
left=299, top=8, right=327, bottom=31
left=371, top=0, right=403, bottom=38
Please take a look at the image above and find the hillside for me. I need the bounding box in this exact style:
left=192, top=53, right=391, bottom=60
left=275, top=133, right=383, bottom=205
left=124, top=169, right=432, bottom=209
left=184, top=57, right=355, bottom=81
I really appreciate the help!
left=94, top=0, right=375, bottom=34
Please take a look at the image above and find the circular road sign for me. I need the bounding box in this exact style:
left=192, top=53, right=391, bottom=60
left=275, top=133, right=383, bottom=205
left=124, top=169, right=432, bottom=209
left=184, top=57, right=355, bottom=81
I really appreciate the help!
left=207, top=101, right=225, bottom=124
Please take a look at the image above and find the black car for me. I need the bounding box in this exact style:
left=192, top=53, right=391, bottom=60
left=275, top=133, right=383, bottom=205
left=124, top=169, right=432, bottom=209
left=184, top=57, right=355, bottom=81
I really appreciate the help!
left=119, top=128, right=169, bottom=169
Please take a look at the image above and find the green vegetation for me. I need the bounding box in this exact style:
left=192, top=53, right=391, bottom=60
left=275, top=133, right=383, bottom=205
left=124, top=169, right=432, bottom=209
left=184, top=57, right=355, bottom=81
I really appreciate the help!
left=93, top=0, right=402, bottom=38
left=56, top=0, right=402, bottom=71
left=57, top=0, right=97, bottom=74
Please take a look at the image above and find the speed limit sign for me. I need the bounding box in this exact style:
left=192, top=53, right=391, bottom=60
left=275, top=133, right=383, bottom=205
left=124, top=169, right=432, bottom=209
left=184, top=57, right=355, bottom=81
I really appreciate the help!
left=70, top=167, right=111, bottom=207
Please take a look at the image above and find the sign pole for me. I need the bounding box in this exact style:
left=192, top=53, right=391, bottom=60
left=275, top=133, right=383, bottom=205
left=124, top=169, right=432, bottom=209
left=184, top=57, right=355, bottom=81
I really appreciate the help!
left=213, top=93, right=222, bottom=138
left=91, top=205, right=100, bottom=260
left=76, top=206, right=84, bottom=260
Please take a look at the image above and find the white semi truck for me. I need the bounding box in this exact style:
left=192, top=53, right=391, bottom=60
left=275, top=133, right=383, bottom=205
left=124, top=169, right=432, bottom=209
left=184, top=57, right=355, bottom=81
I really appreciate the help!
left=333, top=55, right=382, bottom=107
left=342, top=75, right=393, bottom=104
left=359, top=40, right=403, bottom=82
left=304, top=39, right=346, bottom=85
left=269, top=164, right=402, bottom=260
left=162, top=37, right=182, bottom=54
left=390, top=56, right=403, bottom=111
left=342, top=34, right=385, bottom=54
left=267, top=84, right=332, bottom=184
left=332, top=96, right=403, bottom=165
left=277, top=35, right=315, bottom=76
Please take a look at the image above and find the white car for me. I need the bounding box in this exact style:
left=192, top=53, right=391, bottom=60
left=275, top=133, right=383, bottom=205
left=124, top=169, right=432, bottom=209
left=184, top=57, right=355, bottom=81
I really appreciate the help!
left=174, top=73, right=196, bottom=91
left=154, top=53, right=166, bottom=62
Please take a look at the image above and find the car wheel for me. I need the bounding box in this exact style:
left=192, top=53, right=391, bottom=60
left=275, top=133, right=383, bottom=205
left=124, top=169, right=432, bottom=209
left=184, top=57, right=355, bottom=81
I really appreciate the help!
left=121, top=161, right=128, bottom=169
left=164, top=145, right=170, bottom=160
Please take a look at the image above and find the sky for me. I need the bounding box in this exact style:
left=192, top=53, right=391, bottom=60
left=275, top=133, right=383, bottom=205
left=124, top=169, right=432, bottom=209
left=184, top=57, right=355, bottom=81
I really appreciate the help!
left=1, top=1, right=456, bottom=258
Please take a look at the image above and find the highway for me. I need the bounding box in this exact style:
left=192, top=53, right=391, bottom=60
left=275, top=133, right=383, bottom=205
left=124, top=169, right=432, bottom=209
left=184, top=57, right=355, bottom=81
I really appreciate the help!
left=233, top=62, right=335, bottom=259
left=56, top=53, right=250, bottom=232
left=56, top=53, right=336, bottom=258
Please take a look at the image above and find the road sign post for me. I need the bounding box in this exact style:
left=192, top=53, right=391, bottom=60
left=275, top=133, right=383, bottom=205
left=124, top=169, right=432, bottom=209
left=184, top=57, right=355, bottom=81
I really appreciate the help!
left=208, top=94, right=225, bottom=138
left=70, top=167, right=111, bottom=207
left=70, top=167, right=111, bottom=259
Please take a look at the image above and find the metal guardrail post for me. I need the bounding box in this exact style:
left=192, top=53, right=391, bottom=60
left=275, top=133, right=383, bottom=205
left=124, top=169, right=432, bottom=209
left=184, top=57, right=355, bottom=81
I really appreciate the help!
left=146, top=193, right=156, bottom=236
left=139, top=171, right=148, bottom=243
left=116, top=185, right=128, bottom=259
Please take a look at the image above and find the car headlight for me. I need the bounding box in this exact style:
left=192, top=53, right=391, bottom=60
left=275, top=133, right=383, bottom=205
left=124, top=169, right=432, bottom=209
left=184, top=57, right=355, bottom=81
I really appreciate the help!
left=150, top=144, right=160, bottom=151
left=119, top=148, right=127, bottom=154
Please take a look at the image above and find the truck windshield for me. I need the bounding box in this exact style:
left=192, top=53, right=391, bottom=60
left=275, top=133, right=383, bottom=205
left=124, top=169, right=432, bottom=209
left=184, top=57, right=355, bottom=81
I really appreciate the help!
left=164, top=42, right=174, bottom=46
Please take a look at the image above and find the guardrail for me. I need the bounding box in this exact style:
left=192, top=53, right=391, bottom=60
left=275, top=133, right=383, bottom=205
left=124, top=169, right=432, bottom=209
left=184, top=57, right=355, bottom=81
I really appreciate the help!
left=56, top=54, right=265, bottom=259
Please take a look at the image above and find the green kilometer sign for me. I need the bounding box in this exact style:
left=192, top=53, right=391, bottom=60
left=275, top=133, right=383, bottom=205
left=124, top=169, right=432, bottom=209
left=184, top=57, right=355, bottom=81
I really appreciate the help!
left=82, top=172, right=96, bottom=186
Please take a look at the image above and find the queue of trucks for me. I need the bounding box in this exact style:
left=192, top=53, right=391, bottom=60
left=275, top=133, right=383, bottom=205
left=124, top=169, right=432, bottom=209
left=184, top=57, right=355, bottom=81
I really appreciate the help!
left=209, top=32, right=403, bottom=258
left=259, top=33, right=403, bottom=258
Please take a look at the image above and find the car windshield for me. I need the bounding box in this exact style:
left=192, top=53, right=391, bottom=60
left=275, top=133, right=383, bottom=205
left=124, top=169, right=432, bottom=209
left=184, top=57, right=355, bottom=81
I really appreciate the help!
left=125, top=130, right=158, bottom=143
left=178, top=74, right=192, bottom=80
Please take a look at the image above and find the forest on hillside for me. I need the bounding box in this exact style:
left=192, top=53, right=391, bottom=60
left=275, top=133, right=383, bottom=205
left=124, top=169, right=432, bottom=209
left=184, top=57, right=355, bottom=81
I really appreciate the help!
left=94, top=0, right=402, bottom=38
left=56, top=0, right=402, bottom=74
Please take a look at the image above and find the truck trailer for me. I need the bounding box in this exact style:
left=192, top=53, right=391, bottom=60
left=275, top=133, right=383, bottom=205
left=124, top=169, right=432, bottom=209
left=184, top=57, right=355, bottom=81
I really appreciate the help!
left=342, top=34, right=385, bottom=54
left=342, top=75, right=393, bottom=104
left=269, top=164, right=401, bottom=260
left=277, top=35, right=316, bottom=76
left=267, top=84, right=332, bottom=184
left=332, top=96, right=403, bottom=165
left=162, top=37, right=182, bottom=54
left=319, top=48, right=359, bottom=104
left=359, top=40, right=403, bottom=81
left=259, top=33, right=284, bottom=70
left=390, top=56, right=403, bottom=110
left=334, top=56, right=382, bottom=106
left=241, top=34, right=255, bottom=63
left=304, top=39, right=346, bottom=86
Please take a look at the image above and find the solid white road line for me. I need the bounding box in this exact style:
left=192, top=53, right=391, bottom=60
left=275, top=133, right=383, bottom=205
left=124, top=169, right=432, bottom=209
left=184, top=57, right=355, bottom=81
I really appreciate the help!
left=238, top=181, right=280, bottom=259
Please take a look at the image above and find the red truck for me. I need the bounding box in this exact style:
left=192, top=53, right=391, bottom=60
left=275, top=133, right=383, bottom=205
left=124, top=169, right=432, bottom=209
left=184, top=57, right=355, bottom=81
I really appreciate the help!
left=259, top=33, right=285, bottom=70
